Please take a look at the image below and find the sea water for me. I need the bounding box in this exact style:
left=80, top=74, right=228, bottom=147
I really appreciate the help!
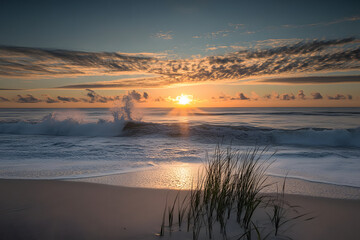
left=0, top=107, right=359, bottom=188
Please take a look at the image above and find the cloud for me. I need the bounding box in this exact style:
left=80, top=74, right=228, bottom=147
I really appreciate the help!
left=280, top=93, right=295, bottom=100
left=1, top=38, right=360, bottom=89
left=238, top=93, right=250, bottom=100
left=57, top=96, right=82, bottom=102
left=263, top=92, right=280, bottom=100
left=0, top=88, right=22, bottom=90
left=311, top=92, right=323, bottom=100
left=153, top=31, right=173, bottom=40
left=57, top=76, right=169, bottom=89
left=0, top=46, right=154, bottom=78
left=297, top=90, right=306, bottom=100
left=15, top=94, right=42, bottom=103
left=0, top=96, right=10, bottom=102
left=43, top=95, right=59, bottom=103
left=327, top=94, right=352, bottom=100
left=212, top=92, right=252, bottom=101
left=4, top=89, right=150, bottom=104
left=282, top=15, right=360, bottom=29
left=126, top=90, right=149, bottom=102
left=259, top=75, right=360, bottom=84
left=86, top=89, right=114, bottom=103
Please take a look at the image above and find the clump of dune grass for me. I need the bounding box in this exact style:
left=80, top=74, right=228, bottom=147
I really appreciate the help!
left=158, top=145, right=312, bottom=240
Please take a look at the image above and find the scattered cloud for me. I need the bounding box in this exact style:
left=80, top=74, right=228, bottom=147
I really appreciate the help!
left=280, top=93, right=295, bottom=101
left=0, top=46, right=154, bottom=78
left=0, top=96, right=10, bottom=102
left=282, top=15, right=360, bottom=29
left=42, top=95, right=59, bottom=103
left=153, top=31, right=173, bottom=40
left=237, top=93, right=250, bottom=100
left=212, top=92, right=252, bottom=101
left=57, top=96, right=81, bottom=103
left=1, top=38, right=360, bottom=89
left=311, top=92, right=323, bottom=100
left=212, top=90, right=353, bottom=101
left=259, top=75, right=360, bottom=84
left=228, top=23, right=245, bottom=29
left=297, top=90, right=306, bottom=100
left=327, top=94, right=352, bottom=100
left=2, top=90, right=149, bottom=104
left=15, top=94, right=42, bottom=103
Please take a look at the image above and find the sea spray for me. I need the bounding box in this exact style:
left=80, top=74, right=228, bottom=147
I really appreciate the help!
left=110, top=93, right=142, bottom=122
left=0, top=92, right=142, bottom=137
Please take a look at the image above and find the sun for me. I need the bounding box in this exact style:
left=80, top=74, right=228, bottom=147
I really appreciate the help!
left=175, top=94, right=193, bottom=105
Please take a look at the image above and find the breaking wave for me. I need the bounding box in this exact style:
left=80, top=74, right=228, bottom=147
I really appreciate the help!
left=0, top=114, right=359, bottom=147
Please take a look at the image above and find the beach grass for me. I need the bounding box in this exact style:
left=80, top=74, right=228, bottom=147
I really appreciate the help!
left=158, top=145, right=312, bottom=240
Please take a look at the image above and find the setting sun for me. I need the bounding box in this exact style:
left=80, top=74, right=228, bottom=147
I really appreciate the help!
left=175, top=94, right=193, bottom=105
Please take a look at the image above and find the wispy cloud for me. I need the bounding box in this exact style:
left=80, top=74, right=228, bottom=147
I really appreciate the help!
left=153, top=31, right=173, bottom=40
left=0, top=96, right=10, bottom=102
left=0, top=88, right=23, bottom=91
left=0, top=46, right=154, bottom=78
left=258, top=75, right=360, bottom=84
left=282, top=15, right=360, bottom=29
left=192, top=23, right=247, bottom=39
left=1, top=38, right=359, bottom=89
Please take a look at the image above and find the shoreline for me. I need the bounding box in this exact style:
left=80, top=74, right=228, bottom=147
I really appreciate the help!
left=1, top=162, right=359, bottom=199
left=70, top=163, right=360, bottom=200
left=1, top=179, right=360, bottom=240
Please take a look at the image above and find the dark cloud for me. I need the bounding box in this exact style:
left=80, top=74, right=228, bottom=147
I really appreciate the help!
left=57, top=77, right=168, bottom=89
left=280, top=93, right=295, bottom=100
left=1, top=38, right=360, bottom=88
left=328, top=94, right=352, bottom=100
left=297, top=90, right=306, bottom=100
left=45, top=96, right=59, bottom=103
left=57, top=96, right=81, bottom=102
left=238, top=93, right=250, bottom=100
left=15, top=94, right=42, bottom=103
left=259, top=75, right=360, bottom=84
left=0, top=46, right=153, bottom=78
left=85, top=89, right=114, bottom=103
left=213, top=92, right=251, bottom=101
left=0, top=88, right=22, bottom=90
left=1, top=89, right=150, bottom=104
left=311, top=92, right=323, bottom=100
left=128, top=90, right=142, bottom=101
left=0, top=96, right=10, bottom=102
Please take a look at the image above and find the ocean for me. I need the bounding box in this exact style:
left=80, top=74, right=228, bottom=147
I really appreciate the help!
left=0, top=107, right=359, bottom=188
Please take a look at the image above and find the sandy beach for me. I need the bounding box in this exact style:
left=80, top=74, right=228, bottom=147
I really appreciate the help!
left=1, top=179, right=360, bottom=240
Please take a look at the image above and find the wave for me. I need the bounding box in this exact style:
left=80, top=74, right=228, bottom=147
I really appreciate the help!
left=189, top=110, right=360, bottom=117
left=0, top=113, right=359, bottom=147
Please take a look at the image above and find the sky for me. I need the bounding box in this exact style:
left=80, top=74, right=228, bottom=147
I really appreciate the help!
left=0, top=0, right=359, bottom=108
